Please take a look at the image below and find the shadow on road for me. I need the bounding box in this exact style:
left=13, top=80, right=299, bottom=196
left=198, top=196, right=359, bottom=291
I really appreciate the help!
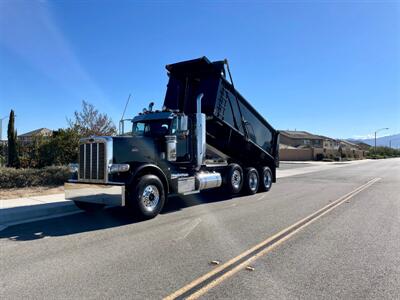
left=0, top=190, right=235, bottom=242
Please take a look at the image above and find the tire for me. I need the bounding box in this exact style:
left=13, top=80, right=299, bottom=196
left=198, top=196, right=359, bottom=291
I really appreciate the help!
left=259, top=166, right=273, bottom=192
left=224, top=163, right=244, bottom=194
left=74, top=201, right=104, bottom=212
left=128, top=174, right=165, bottom=219
left=244, top=167, right=259, bottom=195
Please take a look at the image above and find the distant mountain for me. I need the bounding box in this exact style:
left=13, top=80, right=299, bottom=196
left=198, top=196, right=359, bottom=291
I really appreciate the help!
left=354, top=142, right=372, bottom=150
left=348, top=133, right=400, bottom=149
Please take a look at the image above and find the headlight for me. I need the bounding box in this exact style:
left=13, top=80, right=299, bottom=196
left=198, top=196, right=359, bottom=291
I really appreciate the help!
left=109, top=164, right=130, bottom=174
left=68, top=163, right=79, bottom=173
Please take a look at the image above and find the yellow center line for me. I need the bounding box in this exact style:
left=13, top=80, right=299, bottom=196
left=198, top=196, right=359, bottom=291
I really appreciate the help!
left=164, top=177, right=381, bottom=300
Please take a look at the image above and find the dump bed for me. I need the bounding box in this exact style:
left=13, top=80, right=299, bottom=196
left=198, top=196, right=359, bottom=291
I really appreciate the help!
left=163, top=57, right=279, bottom=167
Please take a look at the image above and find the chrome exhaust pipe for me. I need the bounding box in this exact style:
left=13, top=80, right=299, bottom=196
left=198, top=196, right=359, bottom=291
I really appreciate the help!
left=196, top=93, right=206, bottom=170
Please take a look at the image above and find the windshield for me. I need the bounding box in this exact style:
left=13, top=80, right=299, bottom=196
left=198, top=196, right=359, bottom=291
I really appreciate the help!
left=132, top=119, right=171, bottom=137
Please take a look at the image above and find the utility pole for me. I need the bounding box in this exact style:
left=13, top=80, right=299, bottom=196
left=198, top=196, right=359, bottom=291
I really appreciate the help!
left=0, top=115, right=9, bottom=141
left=374, top=128, right=389, bottom=154
left=0, top=115, right=10, bottom=167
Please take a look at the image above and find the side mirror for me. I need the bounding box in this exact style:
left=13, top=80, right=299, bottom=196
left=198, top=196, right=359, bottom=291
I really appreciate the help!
left=177, top=116, right=188, bottom=132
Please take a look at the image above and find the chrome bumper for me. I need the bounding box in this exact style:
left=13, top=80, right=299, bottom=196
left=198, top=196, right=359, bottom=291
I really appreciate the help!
left=65, top=181, right=125, bottom=206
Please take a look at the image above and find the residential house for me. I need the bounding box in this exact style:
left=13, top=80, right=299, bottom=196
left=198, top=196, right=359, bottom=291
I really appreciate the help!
left=337, top=140, right=365, bottom=159
left=339, top=140, right=360, bottom=151
left=18, top=128, right=53, bottom=144
left=319, top=135, right=340, bottom=150
left=279, top=130, right=324, bottom=148
left=354, top=142, right=371, bottom=151
left=279, top=131, right=365, bottom=161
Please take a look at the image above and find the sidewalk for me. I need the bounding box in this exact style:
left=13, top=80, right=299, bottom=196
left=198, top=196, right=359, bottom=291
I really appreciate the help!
left=278, top=159, right=371, bottom=178
left=0, top=193, right=78, bottom=228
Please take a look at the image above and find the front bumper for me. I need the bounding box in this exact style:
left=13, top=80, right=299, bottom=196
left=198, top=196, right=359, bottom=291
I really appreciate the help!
left=65, top=181, right=126, bottom=206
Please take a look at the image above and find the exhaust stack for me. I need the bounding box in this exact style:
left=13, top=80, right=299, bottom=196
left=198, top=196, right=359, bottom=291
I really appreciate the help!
left=196, top=93, right=206, bottom=170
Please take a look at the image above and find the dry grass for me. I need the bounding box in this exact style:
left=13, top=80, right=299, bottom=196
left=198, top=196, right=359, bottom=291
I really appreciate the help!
left=0, top=185, right=64, bottom=200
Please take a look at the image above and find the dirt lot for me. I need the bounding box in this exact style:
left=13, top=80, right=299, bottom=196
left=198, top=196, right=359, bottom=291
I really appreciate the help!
left=0, top=186, right=64, bottom=200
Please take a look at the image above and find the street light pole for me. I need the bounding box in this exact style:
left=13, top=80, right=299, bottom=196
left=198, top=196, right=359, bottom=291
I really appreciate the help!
left=374, top=127, right=389, bottom=154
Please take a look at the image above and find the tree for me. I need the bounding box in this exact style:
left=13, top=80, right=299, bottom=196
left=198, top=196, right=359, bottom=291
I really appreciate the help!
left=68, top=100, right=117, bottom=137
left=39, top=128, right=80, bottom=166
left=7, top=110, right=19, bottom=168
left=367, top=146, right=400, bottom=159
left=0, top=142, right=6, bottom=166
left=18, top=134, right=46, bottom=168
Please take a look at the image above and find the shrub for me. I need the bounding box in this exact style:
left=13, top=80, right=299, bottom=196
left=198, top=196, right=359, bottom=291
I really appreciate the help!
left=366, top=147, right=400, bottom=159
left=0, top=166, right=70, bottom=189
left=17, top=128, right=80, bottom=169
left=0, top=155, right=5, bottom=167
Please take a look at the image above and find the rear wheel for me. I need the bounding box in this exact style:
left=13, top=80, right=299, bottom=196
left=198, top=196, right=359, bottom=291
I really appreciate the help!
left=224, top=163, right=243, bottom=194
left=128, top=174, right=165, bottom=219
left=74, top=201, right=104, bottom=212
left=259, top=166, right=273, bottom=192
left=244, top=167, right=259, bottom=195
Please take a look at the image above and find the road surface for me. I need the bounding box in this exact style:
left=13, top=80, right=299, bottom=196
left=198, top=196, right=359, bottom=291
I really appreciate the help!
left=1, top=159, right=399, bottom=299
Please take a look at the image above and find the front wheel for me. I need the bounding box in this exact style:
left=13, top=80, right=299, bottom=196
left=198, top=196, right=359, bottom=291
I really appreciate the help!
left=128, top=174, right=165, bottom=219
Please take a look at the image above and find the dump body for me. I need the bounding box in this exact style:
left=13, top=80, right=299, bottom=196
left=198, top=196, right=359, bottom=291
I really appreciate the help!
left=163, top=57, right=279, bottom=168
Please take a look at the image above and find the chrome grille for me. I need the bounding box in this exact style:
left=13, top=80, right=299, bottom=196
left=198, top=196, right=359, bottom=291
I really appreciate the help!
left=98, top=143, right=105, bottom=180
left=79, top=141, right=106, bottom=181
left=91, top=143, right=97, bottom=179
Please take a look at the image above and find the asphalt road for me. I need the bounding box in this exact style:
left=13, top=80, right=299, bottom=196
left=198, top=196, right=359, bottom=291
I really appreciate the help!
left=1, top=159, right=399, bottom=299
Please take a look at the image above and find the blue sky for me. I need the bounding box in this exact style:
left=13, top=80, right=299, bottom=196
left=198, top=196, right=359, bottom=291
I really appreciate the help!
left=0, top=0, right=399, bottom=139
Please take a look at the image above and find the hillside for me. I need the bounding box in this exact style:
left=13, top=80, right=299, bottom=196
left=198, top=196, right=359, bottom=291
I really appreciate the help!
left=348, top=133, right=400, bottom=149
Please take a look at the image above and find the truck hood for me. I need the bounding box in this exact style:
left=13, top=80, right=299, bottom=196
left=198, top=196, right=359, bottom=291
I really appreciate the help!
left=112, top=136, right=157, bottom=164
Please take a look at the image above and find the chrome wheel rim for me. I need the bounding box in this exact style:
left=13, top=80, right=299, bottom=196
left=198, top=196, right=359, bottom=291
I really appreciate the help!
left=264, top=171, right=272, bottom=189
left=231, top=170, right=242, bottom=190
left=141, top=185, right=160, bottom=212
left=249, top=172, right=258, bottom=191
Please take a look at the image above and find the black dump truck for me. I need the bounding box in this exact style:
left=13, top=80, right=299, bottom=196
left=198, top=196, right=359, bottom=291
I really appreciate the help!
left=65, top=57, right=279, bottom=218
